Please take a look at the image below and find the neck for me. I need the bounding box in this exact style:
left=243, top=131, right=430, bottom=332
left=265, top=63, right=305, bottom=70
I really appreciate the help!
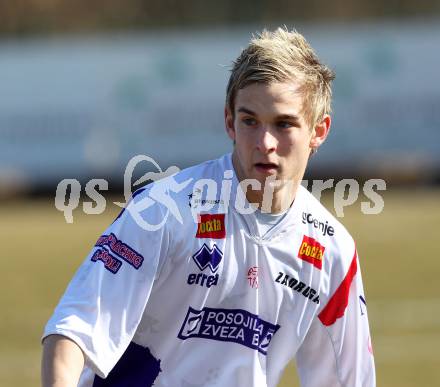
left=245, top=179, right=299, bottom=214
left=231, top=152, right=302, bottom=214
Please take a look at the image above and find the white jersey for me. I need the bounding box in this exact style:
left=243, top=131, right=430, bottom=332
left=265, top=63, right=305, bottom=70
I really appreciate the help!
left=44, top=153, right=375, bottom=387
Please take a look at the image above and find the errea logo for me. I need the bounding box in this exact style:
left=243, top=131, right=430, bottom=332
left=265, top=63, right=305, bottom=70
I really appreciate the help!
left=187, top=244, right=223, bottom=288
left=192, top=244, right=223, bottom=273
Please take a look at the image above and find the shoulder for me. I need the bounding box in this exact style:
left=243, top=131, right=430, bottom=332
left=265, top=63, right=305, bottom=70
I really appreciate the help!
left=133, top=154, right=229, bottom=200
left=125, top=154, right=229, bottom=229
left=172, top=154, right=231, bottom=186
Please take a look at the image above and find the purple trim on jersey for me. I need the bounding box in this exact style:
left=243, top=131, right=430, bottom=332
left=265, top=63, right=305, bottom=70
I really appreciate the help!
left=93, top=342, right=161, bottom=387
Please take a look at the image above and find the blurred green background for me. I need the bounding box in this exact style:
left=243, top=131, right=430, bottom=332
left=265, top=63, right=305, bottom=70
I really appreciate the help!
left=1, top=189, right=439, bottom=386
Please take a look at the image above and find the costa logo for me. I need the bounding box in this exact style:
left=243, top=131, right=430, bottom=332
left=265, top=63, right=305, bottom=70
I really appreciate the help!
left=297, top=235, right=325, bottom=270
left=196, top=213, right=225, bottom=239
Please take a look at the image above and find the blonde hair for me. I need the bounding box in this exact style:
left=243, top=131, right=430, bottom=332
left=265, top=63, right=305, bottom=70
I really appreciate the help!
left=226, top=27, right=335, bottom=128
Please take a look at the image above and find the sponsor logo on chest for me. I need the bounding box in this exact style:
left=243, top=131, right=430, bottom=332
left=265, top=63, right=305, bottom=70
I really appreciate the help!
left=178, top=306, right=280, bottom=355
left=297, top=235, right=325, bottom=269
left=187, top=243, right=223, bottom=288
left=302, top=212, right=335, bottom=236
left=195, top=213, right=226, bottom=239
left=275, top=272, right=320, bottom=304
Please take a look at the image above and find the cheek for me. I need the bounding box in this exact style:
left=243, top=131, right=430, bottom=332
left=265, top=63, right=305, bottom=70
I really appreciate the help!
left=278, top=133, right=310, bottom=157
left=235, top=137, right=252, bottom=156
left=276, top=136, right=297, bottom=155
left=234, top=126, right=253, bottom=145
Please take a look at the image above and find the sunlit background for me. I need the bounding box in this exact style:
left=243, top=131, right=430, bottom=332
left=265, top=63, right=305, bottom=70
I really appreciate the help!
left=1, top=1, right=439, bottom=386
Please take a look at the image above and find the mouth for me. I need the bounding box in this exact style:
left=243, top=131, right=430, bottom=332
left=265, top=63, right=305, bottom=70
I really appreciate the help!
left=254, top=162, right=279, bottom=173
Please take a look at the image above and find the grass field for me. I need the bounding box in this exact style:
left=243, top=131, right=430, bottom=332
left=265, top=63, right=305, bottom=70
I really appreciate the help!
left=1, top=188, right=439, bottom=386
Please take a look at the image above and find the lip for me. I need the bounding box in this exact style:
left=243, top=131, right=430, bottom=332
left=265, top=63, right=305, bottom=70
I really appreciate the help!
left=254, top=162, right=279, bottom=173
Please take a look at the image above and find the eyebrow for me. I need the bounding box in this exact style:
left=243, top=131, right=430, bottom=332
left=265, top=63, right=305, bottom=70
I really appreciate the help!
left=237, top=107, right=257, bottom=116
left=237, top=107, right=300, bottom=121
left=277, top=114, right=300, bottom=122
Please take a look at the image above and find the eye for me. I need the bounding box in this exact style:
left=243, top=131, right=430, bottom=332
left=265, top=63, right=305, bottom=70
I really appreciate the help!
left=242, top=117, right=257, bottom=126
left=277, top=121, right=294, bottom=129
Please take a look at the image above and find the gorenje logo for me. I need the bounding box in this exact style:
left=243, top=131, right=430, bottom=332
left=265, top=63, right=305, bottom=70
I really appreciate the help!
left=187, top=244, right=223, bottom=288
left=178, top=306, right=280, bottom=355
left=302, top=212, right=334, bottom=237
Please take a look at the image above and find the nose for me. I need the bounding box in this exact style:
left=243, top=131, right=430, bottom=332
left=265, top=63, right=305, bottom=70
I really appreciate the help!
left=257, top=128, right=277, bottom=153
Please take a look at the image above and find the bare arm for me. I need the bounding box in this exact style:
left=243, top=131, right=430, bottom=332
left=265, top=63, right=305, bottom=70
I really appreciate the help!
left=41, top=334, right=85, bottom=387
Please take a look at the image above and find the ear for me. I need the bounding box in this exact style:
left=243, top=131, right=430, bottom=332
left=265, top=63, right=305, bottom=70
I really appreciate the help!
left=225, top=106, right=236, bottom=142
left=310, top=114, right=331, bottom=150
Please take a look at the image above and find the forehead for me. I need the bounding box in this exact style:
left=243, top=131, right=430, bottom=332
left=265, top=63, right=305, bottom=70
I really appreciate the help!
left=234, top=81, right=304, bottom=116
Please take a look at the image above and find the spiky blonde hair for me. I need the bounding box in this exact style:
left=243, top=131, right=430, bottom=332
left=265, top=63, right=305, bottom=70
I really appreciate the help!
left=226, top=27, right=335, bottom=128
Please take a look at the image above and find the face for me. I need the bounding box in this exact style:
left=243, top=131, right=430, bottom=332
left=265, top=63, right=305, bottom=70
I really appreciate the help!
left=225, top=81, right=330, bottom=197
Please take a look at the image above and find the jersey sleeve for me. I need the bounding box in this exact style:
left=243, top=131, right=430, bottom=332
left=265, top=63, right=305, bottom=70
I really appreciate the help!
left=295, top=250, right=376, bottom=387
left=42, top=189, right=170, bottom=378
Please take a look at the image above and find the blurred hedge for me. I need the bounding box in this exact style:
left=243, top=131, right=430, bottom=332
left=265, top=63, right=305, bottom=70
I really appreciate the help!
left=1, top=0, right=440, bottom=36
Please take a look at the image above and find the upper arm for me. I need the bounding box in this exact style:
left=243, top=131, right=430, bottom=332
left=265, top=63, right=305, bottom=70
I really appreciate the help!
left=42, top=334, right=85, bottom=387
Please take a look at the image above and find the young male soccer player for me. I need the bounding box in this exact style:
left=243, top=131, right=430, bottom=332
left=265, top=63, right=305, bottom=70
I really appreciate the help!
left=42, top=28, right=376, bottom=386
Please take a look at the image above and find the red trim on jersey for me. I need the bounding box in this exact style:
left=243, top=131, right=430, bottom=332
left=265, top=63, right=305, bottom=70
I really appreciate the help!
left=318, top=250, right=358, bottom=326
